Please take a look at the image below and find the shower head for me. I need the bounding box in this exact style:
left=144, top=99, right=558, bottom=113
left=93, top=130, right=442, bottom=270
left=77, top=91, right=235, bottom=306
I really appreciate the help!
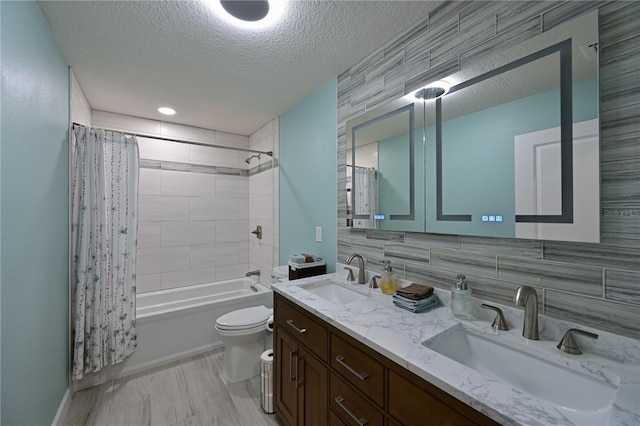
left=245, top=154, right=261, bottom=164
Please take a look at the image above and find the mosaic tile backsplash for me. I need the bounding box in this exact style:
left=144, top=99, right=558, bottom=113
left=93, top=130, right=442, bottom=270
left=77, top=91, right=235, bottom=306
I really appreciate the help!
left=337, top=1, right=640, bottom=338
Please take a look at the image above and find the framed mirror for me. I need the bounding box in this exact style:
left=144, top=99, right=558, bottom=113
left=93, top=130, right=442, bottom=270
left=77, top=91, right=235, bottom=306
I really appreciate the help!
left=347, top=10, right=599, bottom=243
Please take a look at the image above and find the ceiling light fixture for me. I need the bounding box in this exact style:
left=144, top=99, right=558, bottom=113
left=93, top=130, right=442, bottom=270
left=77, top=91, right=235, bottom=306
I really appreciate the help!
left=206, top=0, right=285, bottom=29
left=158, top=107, right=176, bottom=115
left=411, top=80, right=451, bottom=102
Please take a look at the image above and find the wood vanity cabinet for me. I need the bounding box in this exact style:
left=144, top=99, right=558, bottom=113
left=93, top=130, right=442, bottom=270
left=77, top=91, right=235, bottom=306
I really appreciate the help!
left=274, top=293, right=500, bottom=426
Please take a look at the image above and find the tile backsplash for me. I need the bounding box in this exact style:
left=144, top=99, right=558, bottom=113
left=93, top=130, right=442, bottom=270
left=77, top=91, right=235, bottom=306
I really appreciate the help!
left=337, top=1, right=640, bottom=338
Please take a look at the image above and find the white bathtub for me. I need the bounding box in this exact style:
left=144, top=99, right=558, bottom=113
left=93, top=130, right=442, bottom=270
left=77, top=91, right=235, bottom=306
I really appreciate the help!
left=72, top=278, right=273, bottom=390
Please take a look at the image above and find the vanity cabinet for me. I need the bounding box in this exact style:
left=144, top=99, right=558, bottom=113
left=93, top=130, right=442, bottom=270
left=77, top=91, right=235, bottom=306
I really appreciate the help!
left=274, top=293, right=500, bottom=426
left=274, top=297, right=328, bottom=426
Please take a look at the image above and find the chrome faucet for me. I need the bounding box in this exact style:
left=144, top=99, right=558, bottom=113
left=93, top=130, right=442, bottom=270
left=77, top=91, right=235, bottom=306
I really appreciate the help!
left=346, top=254, right=366, bottom=284
left=245, top=269, right=261, bottom=278
left=514, top=286, right=539, bottom=340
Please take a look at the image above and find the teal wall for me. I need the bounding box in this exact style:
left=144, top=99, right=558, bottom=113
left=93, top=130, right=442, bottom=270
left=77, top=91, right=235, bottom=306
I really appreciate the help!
left=279, top=79, right=337, bottom=271
left=1, top=2, right=70, bottom=424
left=425, top=77, right=598, bottom=237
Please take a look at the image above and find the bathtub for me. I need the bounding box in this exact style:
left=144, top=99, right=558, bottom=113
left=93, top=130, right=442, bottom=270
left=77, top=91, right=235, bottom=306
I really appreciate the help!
left=73, top=278, right=273, bottom=390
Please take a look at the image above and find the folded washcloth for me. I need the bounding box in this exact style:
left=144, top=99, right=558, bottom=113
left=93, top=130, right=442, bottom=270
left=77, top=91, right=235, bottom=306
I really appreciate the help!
left=396, top=283, right=434, bottom=300
left=393, top=295, right=439, bottom=313
left=393, top=293, right=438, bottom=307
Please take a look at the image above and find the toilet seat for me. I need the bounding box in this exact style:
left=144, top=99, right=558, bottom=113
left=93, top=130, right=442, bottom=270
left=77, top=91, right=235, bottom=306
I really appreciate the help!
left=215, top=305, right=272, bottom=331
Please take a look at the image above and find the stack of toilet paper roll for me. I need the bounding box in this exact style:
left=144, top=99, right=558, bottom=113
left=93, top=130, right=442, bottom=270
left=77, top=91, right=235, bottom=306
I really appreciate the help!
left=260, top=349, right=274, bottom=413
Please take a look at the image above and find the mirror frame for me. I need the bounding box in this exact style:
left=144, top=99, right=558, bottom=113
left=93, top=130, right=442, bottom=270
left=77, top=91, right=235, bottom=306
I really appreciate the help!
left=435, top=39, right=575, bottom=224
left=351, top=102, right=416, bottom=222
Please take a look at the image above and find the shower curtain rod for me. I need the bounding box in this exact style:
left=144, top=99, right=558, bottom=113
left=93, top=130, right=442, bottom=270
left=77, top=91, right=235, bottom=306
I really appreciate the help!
left=72, top=123, right=273, bottom=157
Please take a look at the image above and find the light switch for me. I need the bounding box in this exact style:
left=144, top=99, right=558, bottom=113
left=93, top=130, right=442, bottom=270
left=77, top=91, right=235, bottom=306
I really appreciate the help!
left=315, top=226, right=323, bottom=242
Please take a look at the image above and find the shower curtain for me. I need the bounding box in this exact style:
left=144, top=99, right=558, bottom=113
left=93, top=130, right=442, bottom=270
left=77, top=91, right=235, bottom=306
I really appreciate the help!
left=353, top=168, right=378, bottom=228
left=71, top=125, right=139, bottom=380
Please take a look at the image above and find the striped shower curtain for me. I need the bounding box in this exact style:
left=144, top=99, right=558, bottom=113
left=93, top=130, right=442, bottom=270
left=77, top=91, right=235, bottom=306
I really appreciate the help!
left=71, top=125, right=139, bottom=380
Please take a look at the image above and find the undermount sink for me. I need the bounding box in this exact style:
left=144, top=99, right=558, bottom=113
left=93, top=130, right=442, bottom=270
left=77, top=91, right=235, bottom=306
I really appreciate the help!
left=423, top=326, right=619, bottom=425
left=303, top=280, right=368, bottom=305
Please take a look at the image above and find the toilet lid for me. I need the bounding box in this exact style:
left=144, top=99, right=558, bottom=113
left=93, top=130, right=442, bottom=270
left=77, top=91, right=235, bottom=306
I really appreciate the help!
left=216, top=305, right=272, bottom=330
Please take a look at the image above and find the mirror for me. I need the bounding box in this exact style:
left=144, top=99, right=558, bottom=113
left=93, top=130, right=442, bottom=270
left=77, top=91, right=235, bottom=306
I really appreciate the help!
left=347, top=10, right=599, bottom=243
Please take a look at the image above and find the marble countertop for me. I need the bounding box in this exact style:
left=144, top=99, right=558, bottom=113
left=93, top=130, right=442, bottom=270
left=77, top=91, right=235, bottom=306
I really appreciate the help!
left=271, top=270, right=640, bottom=426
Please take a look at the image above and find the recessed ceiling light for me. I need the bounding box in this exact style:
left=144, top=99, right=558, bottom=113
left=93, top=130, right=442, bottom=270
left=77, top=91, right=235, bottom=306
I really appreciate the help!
left=205, top=0, right=285, bottom=29
left=158, top=107, right=176, bottom=115
left=410, top=81, right=451, bottom=102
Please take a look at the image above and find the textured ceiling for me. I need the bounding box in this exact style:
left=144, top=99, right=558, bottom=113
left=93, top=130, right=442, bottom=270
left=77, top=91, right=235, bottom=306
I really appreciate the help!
left=39, top=0, right=443, bottom=135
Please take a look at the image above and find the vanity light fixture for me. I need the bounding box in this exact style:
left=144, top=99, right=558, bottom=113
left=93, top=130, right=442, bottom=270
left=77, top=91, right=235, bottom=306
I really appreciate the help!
left=411, top=80, right=451, bottom=102
left=158, top=107, right=176, bottom=115
left=206, top=0, right=285, bottom=29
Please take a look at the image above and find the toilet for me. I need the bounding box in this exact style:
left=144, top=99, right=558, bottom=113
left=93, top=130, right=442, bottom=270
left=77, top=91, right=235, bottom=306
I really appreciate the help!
left=215, top=305, right=273, bottom=383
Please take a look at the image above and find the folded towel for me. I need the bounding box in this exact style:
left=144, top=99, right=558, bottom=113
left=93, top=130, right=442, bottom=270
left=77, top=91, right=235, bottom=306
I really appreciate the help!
left=301, top=253, right=323, bottom=263
left=290, top=254, right=306, bottom=264
left=396, top=283, right=434, bottom=300
left=393, top=294, right=438, bottom=307
left=393, top=295, right=439, bottom=313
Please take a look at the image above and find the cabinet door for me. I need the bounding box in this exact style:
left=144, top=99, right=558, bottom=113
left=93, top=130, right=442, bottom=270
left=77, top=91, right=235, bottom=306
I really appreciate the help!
left=275, top=329, right=298, bottom=426
left=297, top=345, right=328, bottom=426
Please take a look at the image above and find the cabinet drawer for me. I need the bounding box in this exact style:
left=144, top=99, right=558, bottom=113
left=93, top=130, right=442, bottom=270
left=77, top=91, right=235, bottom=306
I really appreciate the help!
left=331, top=334, right=384, bottom=407
left=330, top=373, right=384, bottom=426
left=276, top=297, right=328, bottom=361
left=388, top=370, right=476, bottom=426
left=329, top=409, right=347, bottom=426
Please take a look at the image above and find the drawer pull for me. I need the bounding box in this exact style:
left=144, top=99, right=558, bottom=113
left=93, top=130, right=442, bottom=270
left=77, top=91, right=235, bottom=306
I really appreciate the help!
left=334, top=396, right=368, bottom=426
left=286, top=319, right=307, bottom=334
left=335, top=355, right=369, bottom=381
left=289, top=351, right=297, bottom=382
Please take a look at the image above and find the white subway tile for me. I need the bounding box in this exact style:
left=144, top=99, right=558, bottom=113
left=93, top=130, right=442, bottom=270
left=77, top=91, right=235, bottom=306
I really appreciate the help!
left=137, top=246, right=190, bottom=275
left=250, top=169, right=274, bottom=198
left=161, top=221, right=215, bottom=246
left=139, top=168, right=161, bottom=195
left=238, top=198, right=249, bottom=220
left=249, top=195, right=274, bottom=221
left=160, top=122, right=217, bottom=144
left=190, top=145, right=240, bottom=168
left=138, top=222, right=161, bottom=248
left=136, top=273, right=162, bottom=294
left=161, top=268, right=216, bottom=290
left=216, top=175, right=248, bottom=198
left=92, top=111, right=162, bottom=135
left=161, top=170, right=215, bottom=197
left=190, top=197, right=239, bottom=221
left=138, top=195, right=189, bottom=222
left=190, top=243, right=239, bottom=269
left=216, top=220, right=249, bottom=243
left=215, top=263, right=250, bottom=281
left=216, top=132, right=249, bottom=149
left=138, top=137, right=190, bottom=163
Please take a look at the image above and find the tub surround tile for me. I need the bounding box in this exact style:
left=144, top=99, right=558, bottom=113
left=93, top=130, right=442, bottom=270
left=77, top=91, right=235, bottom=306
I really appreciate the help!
left=137, top=247, right=190, bottom=275
left=161, top=221, right=215, bottom=247
left=137, top=137, right=190, bottom=164
left=138, top=195, right=189, bottom=222
left=215, top=264, right=251, bottom=282
left=136, top=274, right=162, bottom=294
left=190, top=244, right=239, bottom=269
left=215, top=220, right=249, bottom=244
left=190, top=145, right=239, bottom=168
left=139, top=168, right=162, bottom=195
left=137, top=222, right=161, bottom=248
left=161, top=268, right=216, bottom=290
left=216, top=175, right=248, bottom=199
left=161, top=170, right=215, bottom=197
left=190, top=197, right=239, bottom=221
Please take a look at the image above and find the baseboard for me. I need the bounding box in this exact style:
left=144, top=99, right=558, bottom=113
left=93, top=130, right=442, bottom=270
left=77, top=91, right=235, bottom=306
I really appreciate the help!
left=51, top=388, right=72, bottom=426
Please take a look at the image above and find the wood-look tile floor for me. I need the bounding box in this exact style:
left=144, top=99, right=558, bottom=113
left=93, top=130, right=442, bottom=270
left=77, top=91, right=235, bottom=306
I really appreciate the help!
left=63, top=349, right=283, bottom=426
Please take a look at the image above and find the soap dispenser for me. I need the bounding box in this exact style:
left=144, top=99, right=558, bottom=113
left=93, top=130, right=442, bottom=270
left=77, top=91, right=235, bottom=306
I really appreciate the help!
left=451, top=274, right=473, bottom=319
left=380, top=260, right=396, bottom=295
